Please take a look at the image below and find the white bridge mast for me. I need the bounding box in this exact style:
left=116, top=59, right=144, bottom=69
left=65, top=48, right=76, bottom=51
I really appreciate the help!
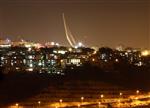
left=62, top=13, right=77, bottom=47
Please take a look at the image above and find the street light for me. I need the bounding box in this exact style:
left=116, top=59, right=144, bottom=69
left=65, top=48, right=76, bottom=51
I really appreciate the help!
left=78, top=104, right=80, bottom=108
left=136, top=90, right=139, bottom=95
left=98, top=101, right=101, bottom=107
left=15, top=103, right=19, bottom=108
left=81, top=97, right=84, bottom=103
left=59, top=99, right=63, bottom=103
left=59, top=99, right=63, bottom=107
left=100, top=94, right=104, bottom=98
left=98, top=102, right=101, bottom=105
left=120, top=92, right=123, bottom=96
left=100, top=94, right=104, bottom=102
left=118, top=100, right=121, bottom=107
left=120, top=92, right=123, bottom=99
left=38, top=101, right=41, bottom=107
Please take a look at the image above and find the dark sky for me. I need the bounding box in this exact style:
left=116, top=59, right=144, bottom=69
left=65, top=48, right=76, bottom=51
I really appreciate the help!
left=0, top=0, right=149, bottom=48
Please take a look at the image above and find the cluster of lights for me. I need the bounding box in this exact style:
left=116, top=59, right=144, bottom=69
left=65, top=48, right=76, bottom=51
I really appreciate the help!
left=141, top=50, right=150, bottom=56
left=50, top=42, right=60, bottom=46
left=12, top=89, right=150, bottom=108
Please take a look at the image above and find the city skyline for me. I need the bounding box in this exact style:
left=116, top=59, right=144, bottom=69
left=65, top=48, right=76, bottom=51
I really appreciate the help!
left=0, top=0, right=149, bottom=48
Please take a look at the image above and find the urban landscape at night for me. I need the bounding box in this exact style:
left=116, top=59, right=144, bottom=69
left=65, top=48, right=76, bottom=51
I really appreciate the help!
left=1, top=39, right=150, bottom=108
left=0, top=0, right=150, bottom=108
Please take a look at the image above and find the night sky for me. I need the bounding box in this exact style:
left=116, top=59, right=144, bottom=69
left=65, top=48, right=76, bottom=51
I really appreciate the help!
left=0, top=0, right=149, bottom=48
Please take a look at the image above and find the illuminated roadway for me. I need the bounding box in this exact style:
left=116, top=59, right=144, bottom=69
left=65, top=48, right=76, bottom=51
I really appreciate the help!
left=8, top=92, right=150, bottom=108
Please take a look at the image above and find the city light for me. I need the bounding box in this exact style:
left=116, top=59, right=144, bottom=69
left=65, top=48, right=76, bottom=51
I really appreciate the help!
left=55, top=43, right=60, bottom=46
left=78, top=42, right=83, bottom=47
left=51, top=42, right=55, bottom=46
left=68, top=48, right=72, bottom=52
left=92, top=58, right=95, bottom=61
left=1, top=1, right=150, bottom=108
left=141, top=50, right=150, bottom=56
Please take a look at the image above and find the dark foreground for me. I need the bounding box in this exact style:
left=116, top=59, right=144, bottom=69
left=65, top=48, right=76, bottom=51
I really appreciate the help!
left=0, top=63, right=150, bottom=107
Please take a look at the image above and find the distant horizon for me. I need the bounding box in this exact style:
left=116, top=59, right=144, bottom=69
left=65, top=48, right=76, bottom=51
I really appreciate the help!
left=0, top=37, right=149, bottom=49
left=0, top=0, right=149, bottom=48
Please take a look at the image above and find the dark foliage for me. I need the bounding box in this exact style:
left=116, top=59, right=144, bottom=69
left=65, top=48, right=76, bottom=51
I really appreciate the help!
left=0, top=67, right=4, bottom=80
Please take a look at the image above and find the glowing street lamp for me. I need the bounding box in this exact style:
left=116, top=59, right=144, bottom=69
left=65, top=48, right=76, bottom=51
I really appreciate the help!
left=78, top=104, right=80, bottom=108
left=98, top=102, right=101, bottom=107
left=120, top=92, right=123, bottom=98
left=136, top=90, right=139, bottom=95
left=98, top=102, right=101, bottom=105
left=100, top=94, right=104, bottom=102
left=120, top=92, right=123, bottom=96
left=118, top=100, right=121, bottom=107
left=38, top=101, right=41, bottom=107
left=59, top=99, right=63, bottom=107
left=59, top=99, right=63, bottom=103
left=100, top=94, right=104, bottom=98
left=15, top=103, right=19, bottom=108
left=81, top=97, right=84, bottom=103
